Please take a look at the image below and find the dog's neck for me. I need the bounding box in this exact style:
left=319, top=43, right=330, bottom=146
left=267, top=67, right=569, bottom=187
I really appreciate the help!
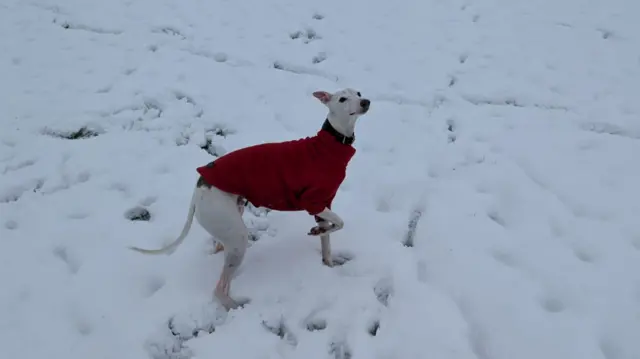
left=325, top=114, right=357, bottom=142
left=322, top=118, right=355, bottom=145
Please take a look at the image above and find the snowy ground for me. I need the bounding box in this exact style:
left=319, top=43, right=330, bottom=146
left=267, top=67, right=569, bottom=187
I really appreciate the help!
left=2, top=0, right=640, bottom=358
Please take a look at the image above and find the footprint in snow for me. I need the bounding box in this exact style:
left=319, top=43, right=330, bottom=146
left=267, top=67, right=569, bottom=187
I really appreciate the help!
left=446, top=118, right=457, bottom=143
left=487, top=209, right=507, bottom=228
left=572, top=246, right=597, bottom=263
left=329, top=251, right=354, bottom=266
left=1, top=179, right=45, bottom=203
left=176, top=132, right=190, bottom=146
left=145, top=330, right=193, bottom=359
left=52, top=245, right=81, bottom=274
left=145, top=306, right=226, bottom=359
left=96, top=84, right=112, bottom=93
left=447, top=118, right=456, bottom=132
left=2, top=158, right=36, bottom=174
left=145, top=276, right=166, bottom=297
left=173, top=91, right=198, bottom=106
left=599, top=337, right=624, bottom=359
left=448, top=75, right=458, bottom=88
left=5, top=220, right=18, bottom=230
left=123, top=67, right=137, bottom=76
left=212, top=53, right=228, bottom=63
left=290, top=28, right=320, bottom=43
left=305, top=317, right=327, bottom=332
left=540, top=296, right=566, bottom=314
left=74, top=318, right=93, bottom=336
left=490, top=249, right=518, bottom=268
left=375, top=194, right=392, bottom=213
left=67, top=211, right=90, bottom=220
left=368, top=319, right=381, bottom=336
left=312, top=52, right=327, bottom=64
left=329, top=341, right=352, bottom=359
left=548, top=217, right=566, bottom=237
left=55, top=20, right=122, bottom=35
left=108, top=182, right=131, bottom=197
left=200, top=137, right=226, bottom=157
left=125, top=206, right=152, bottom=221
left=153, top=27, right=187, bottom=40
left=77, top=171, right=91, bottom=183
left=475, top=181, right=491, bottom=194
left=261, top=317, right=298, bottom=346
left=403, top=208, right=423, bottom=248
left=416, top=259, right=429, bottom=283
left=597, top=28, right=613, bottom=39
left=427, top=167, right=441, bottom=179
left=373, top=277, right=394, bottom=307
left=42, top=126, right=101, bottom=140
left=166, top=304, right=227, bottom=341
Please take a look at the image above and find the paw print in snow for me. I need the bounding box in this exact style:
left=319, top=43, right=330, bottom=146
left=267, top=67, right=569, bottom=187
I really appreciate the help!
left=290, top=28, right=320, bottom=43
left=312, top=52, right=327, bottom=64
left=5, top=220, right=18, bottom=230
left=125, top=206, right=151, bottom=221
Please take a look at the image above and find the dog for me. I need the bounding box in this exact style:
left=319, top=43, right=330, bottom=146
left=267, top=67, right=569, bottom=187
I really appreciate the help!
left=129, top=88, right=370, bottom=310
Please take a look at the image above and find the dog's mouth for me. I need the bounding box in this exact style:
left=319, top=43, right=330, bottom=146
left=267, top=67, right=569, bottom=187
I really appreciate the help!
left=350, top=108, right=369, bottom=116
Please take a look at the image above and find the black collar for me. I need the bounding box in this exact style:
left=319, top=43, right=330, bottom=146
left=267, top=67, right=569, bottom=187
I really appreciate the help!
left=322, top=119, right=355, bottom=145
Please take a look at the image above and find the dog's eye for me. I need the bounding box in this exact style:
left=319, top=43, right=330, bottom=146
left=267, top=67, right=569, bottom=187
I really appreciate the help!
left=357, top=92, right=361, bottom=97
left=339, top=97, right=347, bottom=103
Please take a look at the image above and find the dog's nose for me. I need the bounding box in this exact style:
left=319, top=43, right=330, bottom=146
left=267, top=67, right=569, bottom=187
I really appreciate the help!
left=360, top=99, right=370, bottom=109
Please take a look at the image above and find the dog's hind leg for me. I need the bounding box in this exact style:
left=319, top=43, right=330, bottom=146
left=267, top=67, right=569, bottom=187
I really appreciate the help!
left=210, top=196, right=247, bottom=254
left=195, top=186, right=250, bottom=310
left=214, top=240, right=247, bottom=309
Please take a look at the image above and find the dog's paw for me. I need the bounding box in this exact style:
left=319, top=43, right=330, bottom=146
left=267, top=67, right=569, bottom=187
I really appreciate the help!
left=308, top=226, right=324, bottom=236
left=308, top=224, right=338, bottom=236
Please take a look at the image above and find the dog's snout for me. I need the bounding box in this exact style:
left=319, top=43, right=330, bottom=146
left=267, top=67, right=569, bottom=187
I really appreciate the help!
left=360, top=99, right=370, bottom=108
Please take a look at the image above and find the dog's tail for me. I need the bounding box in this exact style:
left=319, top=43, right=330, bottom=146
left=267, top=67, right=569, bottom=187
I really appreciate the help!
left=128, top=187, right=198, bottom=255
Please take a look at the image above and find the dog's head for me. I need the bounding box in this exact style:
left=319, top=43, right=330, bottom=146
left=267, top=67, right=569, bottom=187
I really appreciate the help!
left=313, top=88, right=370, bottom=136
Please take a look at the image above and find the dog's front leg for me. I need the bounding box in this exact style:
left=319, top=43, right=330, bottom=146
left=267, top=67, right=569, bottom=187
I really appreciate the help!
left=309, top=208, right=344, bottom=267
left=315, top=218, right=333, bottom=267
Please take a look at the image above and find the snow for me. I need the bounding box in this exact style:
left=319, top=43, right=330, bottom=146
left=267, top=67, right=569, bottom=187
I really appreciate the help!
left=1, top=0, right=640, bottom=358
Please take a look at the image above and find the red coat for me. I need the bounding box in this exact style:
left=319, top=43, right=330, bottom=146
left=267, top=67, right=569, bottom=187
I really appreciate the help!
left=196, top=129, right=356, bottom=216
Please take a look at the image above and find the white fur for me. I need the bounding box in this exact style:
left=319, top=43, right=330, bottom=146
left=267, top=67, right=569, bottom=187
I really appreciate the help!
left=129, top=88, right=370, bottom=310
left=320, top=88, right=369, bottom=137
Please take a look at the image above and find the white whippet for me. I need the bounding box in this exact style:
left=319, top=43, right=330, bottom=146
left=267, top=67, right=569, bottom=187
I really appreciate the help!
left=129, top=88, right=370, bottom=310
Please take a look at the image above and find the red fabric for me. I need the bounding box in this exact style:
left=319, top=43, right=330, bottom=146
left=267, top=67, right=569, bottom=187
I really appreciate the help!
left=196, top=129, right=356, bottom=216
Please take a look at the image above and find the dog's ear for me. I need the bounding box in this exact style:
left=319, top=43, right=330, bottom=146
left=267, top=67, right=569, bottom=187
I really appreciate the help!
left=313, top=91, right=332, bottom=104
